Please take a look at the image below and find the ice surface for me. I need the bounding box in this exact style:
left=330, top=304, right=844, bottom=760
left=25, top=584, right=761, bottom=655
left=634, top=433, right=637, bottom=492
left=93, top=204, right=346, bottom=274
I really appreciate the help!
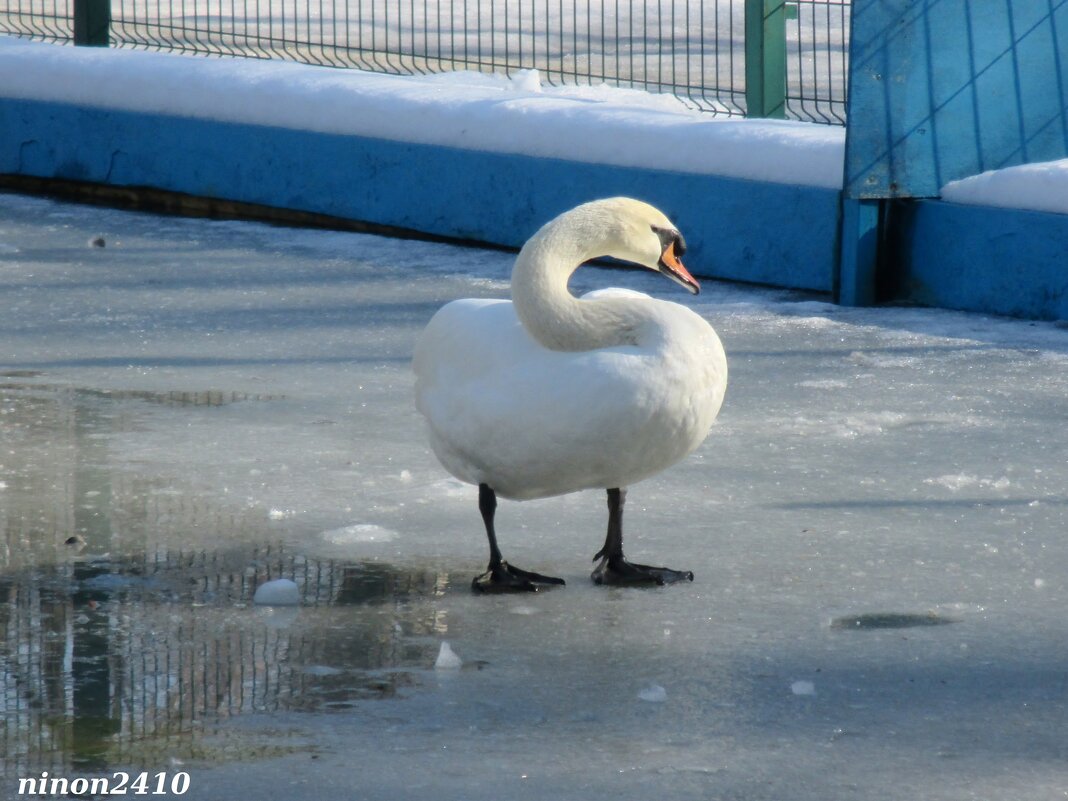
left=2, top=191, right=1068, bottom=800
left=321, top=522, right=400, bottom=544
left=941, top=158, right=1068, bottom=214
left=0, top=35, right=845, bottom=188
left=253, top=578, right=301, bottom=605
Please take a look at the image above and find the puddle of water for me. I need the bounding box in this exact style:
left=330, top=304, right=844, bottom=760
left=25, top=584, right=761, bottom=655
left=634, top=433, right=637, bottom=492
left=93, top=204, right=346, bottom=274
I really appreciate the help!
left=0, top=383, right=452, bottom=777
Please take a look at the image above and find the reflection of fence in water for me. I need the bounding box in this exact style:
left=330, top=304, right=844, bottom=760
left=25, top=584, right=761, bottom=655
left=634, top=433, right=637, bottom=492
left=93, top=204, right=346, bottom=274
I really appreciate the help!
left=1, top=547, right=450, bottom=775
left=0, top=385, right=450, bottom=776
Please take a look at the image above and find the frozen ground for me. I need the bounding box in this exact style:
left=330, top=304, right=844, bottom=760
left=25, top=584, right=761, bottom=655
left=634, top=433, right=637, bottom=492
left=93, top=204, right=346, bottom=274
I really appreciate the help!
left=2, top=191, right=1068, bottom=799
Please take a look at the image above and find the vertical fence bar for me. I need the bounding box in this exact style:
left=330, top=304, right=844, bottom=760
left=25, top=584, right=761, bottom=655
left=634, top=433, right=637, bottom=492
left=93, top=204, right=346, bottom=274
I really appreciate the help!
left=744, top=0, right=785, bottom=118
left=73, top=0, right=109, bottom=44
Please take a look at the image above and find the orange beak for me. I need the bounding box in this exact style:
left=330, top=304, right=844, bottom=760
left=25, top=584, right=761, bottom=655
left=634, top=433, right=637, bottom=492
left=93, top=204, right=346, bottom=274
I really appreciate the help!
left=658, top=241, right=700, bottom=295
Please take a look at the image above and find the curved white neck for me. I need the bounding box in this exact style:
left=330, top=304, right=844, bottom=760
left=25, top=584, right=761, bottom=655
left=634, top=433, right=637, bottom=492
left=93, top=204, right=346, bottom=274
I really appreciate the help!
left=510, top=216, right=648, bottom=352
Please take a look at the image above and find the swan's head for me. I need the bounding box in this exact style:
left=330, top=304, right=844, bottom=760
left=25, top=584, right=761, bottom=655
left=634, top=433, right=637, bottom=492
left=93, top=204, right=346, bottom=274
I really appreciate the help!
left=584, top=197, right=700, bottom=295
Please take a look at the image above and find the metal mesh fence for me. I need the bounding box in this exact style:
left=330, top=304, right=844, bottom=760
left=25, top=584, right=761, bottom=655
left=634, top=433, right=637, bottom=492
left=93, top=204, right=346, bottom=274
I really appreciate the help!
left=0, top=0, right=72, bottom=40
left=788, top=0, right=848, bottom=123
left=0, top=0, right=849, bottom=122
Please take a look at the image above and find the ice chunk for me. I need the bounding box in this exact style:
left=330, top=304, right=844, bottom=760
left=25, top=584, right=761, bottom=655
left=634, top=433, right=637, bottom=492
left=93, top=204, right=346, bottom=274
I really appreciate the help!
left=791, top=680, right=816, bottom=696
left=638, top=684, right=668, bottom=703
left=435, top=641, right=462, bottom=670
left=253, top=578, right=300, bottom=606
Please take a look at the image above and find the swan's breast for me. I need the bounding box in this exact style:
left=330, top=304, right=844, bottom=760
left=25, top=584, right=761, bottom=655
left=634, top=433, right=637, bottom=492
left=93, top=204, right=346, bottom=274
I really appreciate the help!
left=414, top=295, right=727, bottom=501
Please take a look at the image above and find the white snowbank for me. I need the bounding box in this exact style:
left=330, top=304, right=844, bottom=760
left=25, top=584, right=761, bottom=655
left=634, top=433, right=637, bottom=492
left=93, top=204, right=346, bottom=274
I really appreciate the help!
left=940, top=158, right=1068, bottom=215
left=0, top=35, right=845, bottom=188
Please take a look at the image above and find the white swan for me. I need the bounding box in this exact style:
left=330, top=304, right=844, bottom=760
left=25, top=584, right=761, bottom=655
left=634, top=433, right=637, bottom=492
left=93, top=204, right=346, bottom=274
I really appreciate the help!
left=413, top=197, right=728, bottom=591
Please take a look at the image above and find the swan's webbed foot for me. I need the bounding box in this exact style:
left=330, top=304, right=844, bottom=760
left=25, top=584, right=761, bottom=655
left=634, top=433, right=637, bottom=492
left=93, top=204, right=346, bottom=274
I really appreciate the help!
left=591, top=554, right=694, bottom=586
left=472, top=561, right=566, bottom=593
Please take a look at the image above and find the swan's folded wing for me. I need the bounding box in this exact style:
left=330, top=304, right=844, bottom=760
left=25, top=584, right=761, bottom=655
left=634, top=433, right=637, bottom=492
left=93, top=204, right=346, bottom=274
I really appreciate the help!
left=413, top=298, right=541, bottom=412
left=418, top=340, right=668, bottom=498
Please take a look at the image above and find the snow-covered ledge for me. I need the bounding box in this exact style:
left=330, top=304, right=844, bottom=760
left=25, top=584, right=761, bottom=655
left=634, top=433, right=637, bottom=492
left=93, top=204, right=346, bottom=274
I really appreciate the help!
left=0, top=36, right=844, bottom=292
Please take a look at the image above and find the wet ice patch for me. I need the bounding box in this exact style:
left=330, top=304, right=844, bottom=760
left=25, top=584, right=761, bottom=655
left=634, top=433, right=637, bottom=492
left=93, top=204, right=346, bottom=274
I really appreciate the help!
left=838, top=411, right=911, bottom=437
left=924, top=474, right=1011, bottom=492
left=82, top=572, right=153, bottom=591
left=797, top=379, right=850, bottom=389
left=322, top=523, right=399, bottom=545
left=777, top=409, right=991, bottom=440
left=427, top=478, right=471, bottom=498
left=302, top=664, right=344, bottom=676
left=509, top=604, right=541, bottom=616
left=253, top=578, right=300, bottom=606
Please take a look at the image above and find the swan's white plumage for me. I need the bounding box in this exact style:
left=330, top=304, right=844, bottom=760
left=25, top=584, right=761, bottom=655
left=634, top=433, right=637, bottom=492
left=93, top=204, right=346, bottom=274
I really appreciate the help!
left=413, top=198, right=727, bottom=501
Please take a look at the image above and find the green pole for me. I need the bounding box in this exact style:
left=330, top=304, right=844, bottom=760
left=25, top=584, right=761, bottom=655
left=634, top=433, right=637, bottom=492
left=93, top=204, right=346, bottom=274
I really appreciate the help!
left=744, top=0, right=787, bottom=118
left=73, top=0, right=110, bottom=46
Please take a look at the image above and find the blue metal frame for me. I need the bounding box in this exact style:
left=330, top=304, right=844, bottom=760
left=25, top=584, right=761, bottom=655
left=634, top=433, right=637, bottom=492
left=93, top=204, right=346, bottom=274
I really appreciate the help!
left=845, top=0, right=1068, bottom=200
left=839, top=0, right=1068, bottom=308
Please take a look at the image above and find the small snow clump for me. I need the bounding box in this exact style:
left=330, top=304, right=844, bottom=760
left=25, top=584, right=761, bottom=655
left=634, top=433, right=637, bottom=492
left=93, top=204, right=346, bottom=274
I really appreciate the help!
left=253, top=578, right=300, bottom=606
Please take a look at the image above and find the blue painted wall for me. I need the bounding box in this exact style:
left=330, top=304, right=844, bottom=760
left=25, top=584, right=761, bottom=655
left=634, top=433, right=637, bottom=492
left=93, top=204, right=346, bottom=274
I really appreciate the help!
left=888, top=199, right=1068, bottom=320
left=0, top=98, right=841, bottom=293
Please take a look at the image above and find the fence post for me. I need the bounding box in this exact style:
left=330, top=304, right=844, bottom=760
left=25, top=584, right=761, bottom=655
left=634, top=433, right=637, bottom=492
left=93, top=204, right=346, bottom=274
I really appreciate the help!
left=73, top=0, right=110, bottom=45
left=744, top=0, right=786, bottom=118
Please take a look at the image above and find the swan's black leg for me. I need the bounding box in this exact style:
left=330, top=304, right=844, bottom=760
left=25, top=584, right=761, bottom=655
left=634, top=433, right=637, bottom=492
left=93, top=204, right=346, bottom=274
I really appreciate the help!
left=591, top=488, right=694, bottom=586
left=472, top=483, right=566, bottom=593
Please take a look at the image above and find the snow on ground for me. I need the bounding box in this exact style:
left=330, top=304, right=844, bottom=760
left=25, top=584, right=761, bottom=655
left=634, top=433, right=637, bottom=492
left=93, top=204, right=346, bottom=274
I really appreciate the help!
left=3, top=192, right=1068, bottom=800
left=941, top=157, right=1068, bottom=215
left=0, top=34, right=845, bottom=188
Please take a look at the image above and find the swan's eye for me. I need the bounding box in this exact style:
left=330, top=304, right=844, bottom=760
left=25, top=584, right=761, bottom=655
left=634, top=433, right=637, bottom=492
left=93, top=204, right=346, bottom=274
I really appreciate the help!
left=652, top=226, right=686, bottom=258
